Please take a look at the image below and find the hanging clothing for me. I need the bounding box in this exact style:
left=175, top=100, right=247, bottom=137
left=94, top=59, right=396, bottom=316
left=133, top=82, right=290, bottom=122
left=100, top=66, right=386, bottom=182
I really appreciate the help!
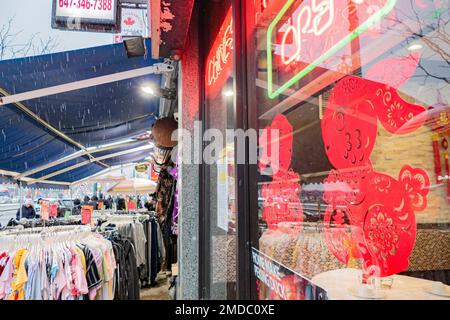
left=110, top=239, right=140, bottom=300
left=0, top=230, right=116, bottom=300
left=169, top=165, right=179, bottom=236
left=155, top=168, right=176, bottom=224
left=97, top=212, right=164, bottom=289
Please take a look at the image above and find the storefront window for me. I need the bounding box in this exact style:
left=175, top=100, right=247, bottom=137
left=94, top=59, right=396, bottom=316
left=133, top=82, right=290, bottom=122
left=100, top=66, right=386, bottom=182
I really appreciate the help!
left=202, top=1, right=238, bottom=299
left=247, top=0, right=450, bottom=300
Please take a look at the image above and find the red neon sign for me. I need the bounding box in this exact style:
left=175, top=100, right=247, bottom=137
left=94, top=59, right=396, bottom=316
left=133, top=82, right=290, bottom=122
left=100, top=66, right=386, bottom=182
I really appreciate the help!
left=205, top=7, right=233, bottom=96
left=267, top=0, right=397, bottom=99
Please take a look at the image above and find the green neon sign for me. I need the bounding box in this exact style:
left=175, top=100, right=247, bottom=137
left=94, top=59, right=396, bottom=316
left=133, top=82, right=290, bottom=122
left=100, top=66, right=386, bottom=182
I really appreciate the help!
left=266, top=0, right=398, bottom=99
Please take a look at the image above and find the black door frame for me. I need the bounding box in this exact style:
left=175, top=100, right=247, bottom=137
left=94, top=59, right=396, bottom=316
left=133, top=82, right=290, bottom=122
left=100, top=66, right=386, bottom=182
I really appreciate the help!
left=197, top=0, right=258, bottom=300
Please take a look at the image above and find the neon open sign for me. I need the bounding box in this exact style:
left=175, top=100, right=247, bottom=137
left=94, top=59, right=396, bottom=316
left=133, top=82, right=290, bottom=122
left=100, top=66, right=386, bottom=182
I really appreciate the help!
left=266, top=0, right=397, bottom=99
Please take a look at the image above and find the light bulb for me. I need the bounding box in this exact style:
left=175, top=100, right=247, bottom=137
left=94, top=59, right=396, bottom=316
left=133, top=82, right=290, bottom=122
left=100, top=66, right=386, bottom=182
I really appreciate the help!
left=142, top=86, right=155, bottom=95
left=407, top=44, right=423, bottom=51
left=223, top=90, right=234, bottom=97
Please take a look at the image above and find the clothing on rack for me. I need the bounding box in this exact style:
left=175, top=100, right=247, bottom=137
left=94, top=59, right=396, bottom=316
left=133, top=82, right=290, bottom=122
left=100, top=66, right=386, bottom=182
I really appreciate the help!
left=95, top=212, right=164, bottom=288
left=97, top=214, right=147, bottom=267
left=103, top=231, right=140, bottom=300
left=169, top=165, right=179, bottom=236
left=151, top=167, right=177, bottom=273
left=12, top=218, right=83, bottom=229
left=155, top=168, right=176, bottom=224
left=161, top=174, right=177, bottom=271
left=0, top=226, right=116, bottom=300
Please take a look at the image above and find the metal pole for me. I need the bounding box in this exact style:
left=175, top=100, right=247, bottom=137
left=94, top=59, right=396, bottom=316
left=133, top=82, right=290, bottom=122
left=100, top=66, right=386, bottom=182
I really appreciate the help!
left=18, top=181, right=22, bottom=220
left=150, top=0, right=161, bottom=59
left=0, top=65, right=172, bottom=106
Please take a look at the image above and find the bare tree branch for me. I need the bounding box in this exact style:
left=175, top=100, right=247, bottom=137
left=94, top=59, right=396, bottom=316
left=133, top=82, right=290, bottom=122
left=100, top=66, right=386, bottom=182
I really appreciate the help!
left=384, top=0, right=450, bottom=84
left=0, top=16, right=60, bottom=60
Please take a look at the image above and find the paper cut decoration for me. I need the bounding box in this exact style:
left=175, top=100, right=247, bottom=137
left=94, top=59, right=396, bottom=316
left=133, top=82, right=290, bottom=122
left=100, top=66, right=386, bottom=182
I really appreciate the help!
left=322, top=76, right=378, bottom=170
left=261, top=169, right=303, bottom=230
left=259, top=114, right=294, bottom=177
left=323, top=167, right=430, bottom=276
left=373, top=85, right=427, bottom=135
left=321, top=69, right=430, bottom=277
left=259, top=114, right=303, bottom=229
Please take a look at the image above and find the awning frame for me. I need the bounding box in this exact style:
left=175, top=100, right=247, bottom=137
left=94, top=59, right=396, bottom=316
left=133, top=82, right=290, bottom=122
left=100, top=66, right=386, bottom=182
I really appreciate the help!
left=27, top=144, right=153, bottom=185
left=0, top=87, right=110, bottom=170
left=0, top=56, right=174, bottom=185
left=16, top=138, right=150, bottom=179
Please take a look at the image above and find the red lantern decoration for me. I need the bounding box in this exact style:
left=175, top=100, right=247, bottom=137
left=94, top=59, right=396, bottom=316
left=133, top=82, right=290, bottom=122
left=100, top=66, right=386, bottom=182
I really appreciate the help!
left=432, top=134, right=443, bottom=184
left=445, top=155, right=450, bottom=204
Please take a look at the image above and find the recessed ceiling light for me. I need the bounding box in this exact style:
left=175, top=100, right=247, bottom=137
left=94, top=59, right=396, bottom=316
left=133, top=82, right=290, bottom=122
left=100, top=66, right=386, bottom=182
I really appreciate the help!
left=223, top=90, right=234, bottom=97
left=408, top=44, right=423, bottom=51
left=142, top=86, right=155, bottom=95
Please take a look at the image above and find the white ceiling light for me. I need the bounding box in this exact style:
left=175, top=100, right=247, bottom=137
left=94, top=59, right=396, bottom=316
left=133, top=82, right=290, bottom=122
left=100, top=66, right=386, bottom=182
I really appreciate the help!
left=142, top=86, right=155, bottom=95
left=407, top=43, right=423, bottom=51
left=223, top=90, right=234, bottom=97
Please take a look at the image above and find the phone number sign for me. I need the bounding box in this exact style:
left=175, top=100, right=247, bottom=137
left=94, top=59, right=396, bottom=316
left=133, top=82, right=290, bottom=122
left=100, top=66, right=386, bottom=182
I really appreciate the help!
left=52, top=0, right=120, bottom=32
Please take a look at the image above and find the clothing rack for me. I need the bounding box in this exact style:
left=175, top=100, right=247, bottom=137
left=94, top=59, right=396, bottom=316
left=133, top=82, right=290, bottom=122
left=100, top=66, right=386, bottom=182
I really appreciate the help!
left=0, top=224, right=90, bottom=238
left=0, top=224, right=120, bottom=301
left=89, top=212, right=145, bottom=299
left=17, top=217, right=83, bottom=229
left=91, top=210, right=164, bottom=288
left=0, top=225, right=93, bottom=254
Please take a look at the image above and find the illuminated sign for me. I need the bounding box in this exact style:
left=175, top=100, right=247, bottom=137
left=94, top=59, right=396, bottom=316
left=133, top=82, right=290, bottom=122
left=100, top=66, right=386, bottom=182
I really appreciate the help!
left=52, top=0, right=120, bottom=33
left=135, top=164, right=148, bottom=173
left=266, top=0, right=397, bottom=99
left=114, top=7, right=148, bottom=43
left=205, top=7, right=233, bottom=96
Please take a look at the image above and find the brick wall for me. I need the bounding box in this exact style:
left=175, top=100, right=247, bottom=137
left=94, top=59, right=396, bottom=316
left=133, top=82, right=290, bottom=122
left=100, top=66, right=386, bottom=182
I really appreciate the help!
left=371, top=124, right=450, bottom=223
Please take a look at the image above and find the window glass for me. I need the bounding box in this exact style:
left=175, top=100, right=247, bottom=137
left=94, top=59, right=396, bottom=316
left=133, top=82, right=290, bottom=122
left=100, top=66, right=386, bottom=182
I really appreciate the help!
left=248, top=0, right=450, bottom=300
left=203, top=1, right=238, bottom=299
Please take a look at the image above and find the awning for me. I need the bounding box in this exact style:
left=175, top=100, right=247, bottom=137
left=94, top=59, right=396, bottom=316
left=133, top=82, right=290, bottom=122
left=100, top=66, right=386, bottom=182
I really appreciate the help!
left=108, top=178, right=157, bottom=195
left=0, top=40, right=163, bottom=184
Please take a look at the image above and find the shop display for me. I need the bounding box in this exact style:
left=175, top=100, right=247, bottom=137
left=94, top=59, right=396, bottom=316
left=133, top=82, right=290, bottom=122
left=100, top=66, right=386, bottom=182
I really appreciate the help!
left=154, top=167, right=178, bottom=273
left=0, top=226, right=116, bottom=300
left=0, top=209, right=167, bottom=300
left=248, top=0, right=449, bottom=300
left=95, top=211, right=165, bottom=287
